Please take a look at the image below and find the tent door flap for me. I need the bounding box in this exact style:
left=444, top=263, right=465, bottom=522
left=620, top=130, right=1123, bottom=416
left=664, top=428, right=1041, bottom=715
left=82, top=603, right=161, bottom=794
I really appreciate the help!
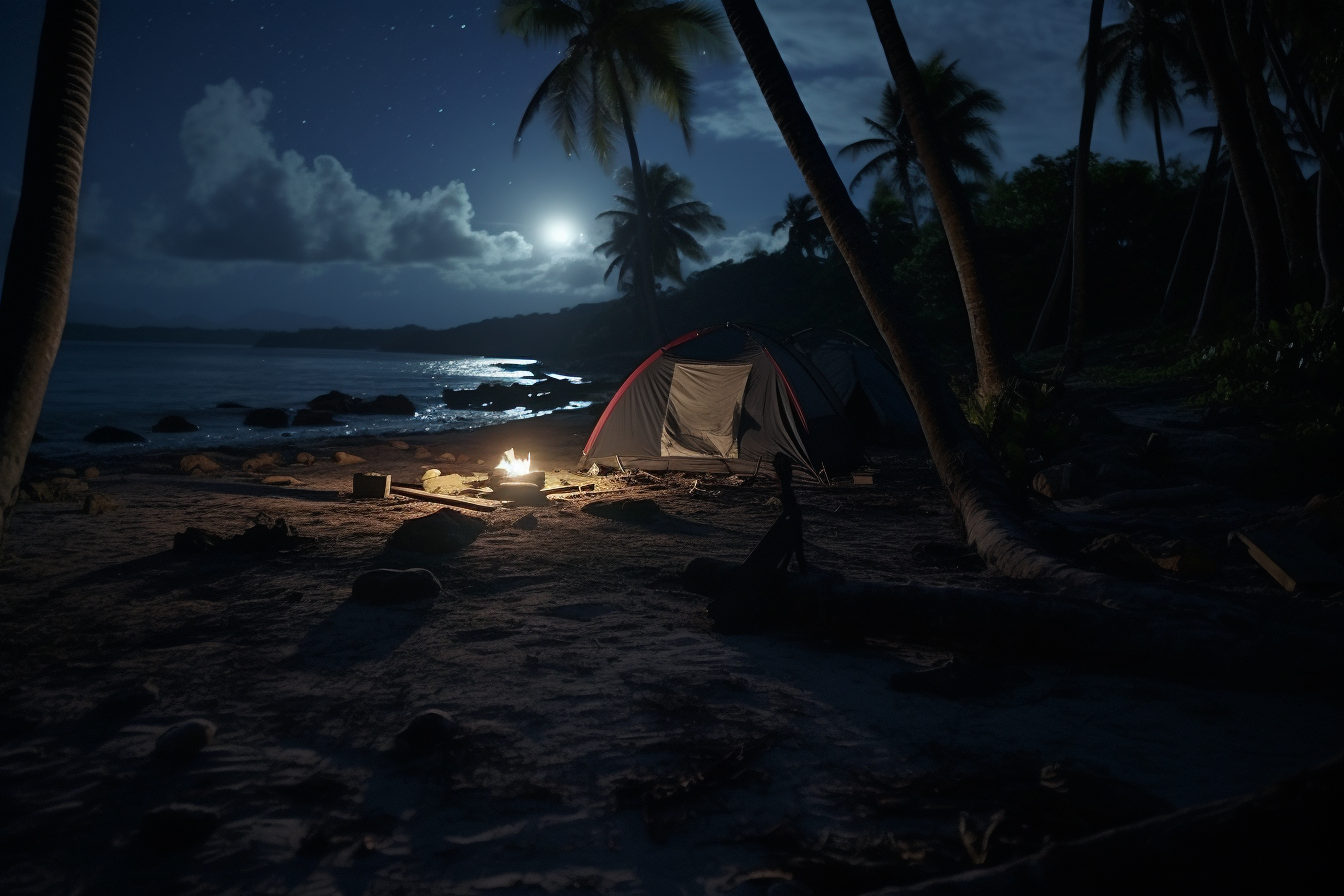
left=660, top=363, right=752, bottom=458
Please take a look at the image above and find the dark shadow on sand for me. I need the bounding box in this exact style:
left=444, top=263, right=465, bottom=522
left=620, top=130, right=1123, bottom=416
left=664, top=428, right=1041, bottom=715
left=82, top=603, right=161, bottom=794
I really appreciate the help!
left=289, top=595, right=437, bottom=671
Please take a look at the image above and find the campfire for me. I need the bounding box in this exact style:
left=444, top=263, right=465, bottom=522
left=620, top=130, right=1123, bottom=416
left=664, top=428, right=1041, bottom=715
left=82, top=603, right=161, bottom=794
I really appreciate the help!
left=495, top=448, right=532, bottom=478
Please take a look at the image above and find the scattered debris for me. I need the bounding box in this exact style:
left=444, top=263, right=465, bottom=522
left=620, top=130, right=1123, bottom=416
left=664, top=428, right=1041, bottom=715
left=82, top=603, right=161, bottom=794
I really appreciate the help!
left=333, top=451, right=366, bottom=465
left=582, top=498, right=659, bottom=522
left=153, top=718, right=216, bottom=763
left=390, top=440, right=411, bottom=450
left=173, top=517, right=313, bottom=553
left=1236, top=528, right=1344, bottom=592
left=241, top=452, right=284, bottom=472
left=296, top=452, right=316, bottom=465
left=21, top=476, right=88, bottom=503
left=1078, top=533, right=1155, bottom=578
left=437, top=452, right=457, bottom=462
left=387, top=508, right=487, bottom=553
left=351, top=567, right=442, bottom=604
left=261, top=475, right=302, bottom=486
left=414, top=446, right=432, bottom=459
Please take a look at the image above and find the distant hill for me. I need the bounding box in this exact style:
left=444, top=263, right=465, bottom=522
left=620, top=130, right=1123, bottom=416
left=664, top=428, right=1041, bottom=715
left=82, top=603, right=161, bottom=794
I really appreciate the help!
left=63, top=322, right=268, bottom=345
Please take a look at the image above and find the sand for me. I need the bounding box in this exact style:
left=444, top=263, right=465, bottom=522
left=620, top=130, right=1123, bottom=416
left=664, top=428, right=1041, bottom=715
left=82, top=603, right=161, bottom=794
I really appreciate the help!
left=2, top=406, right=1341, bottom=895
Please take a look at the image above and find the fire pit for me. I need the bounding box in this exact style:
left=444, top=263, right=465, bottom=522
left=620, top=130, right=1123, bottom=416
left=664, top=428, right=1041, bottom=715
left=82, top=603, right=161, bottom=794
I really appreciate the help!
left=491, top=449, right=547, bottom=505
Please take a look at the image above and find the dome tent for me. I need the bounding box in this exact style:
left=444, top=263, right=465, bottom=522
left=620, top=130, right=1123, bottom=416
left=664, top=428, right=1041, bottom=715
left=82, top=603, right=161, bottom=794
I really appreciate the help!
left=580, top=324, right=863, bottom=481
left=789, top=328, right=924, bottom=447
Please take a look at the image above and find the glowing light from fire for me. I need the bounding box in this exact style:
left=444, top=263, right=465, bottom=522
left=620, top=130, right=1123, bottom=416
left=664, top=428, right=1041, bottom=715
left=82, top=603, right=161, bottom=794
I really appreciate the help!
left=496, top=448, right=532, bottom=477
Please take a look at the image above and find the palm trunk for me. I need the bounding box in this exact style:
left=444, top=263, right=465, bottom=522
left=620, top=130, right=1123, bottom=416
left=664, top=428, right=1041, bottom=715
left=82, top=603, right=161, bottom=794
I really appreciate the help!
left=0, top=0, right=100, bottom=550
left=720, top=0, right=1075, bottom=581
left=612, top=83, right=663, bottom=344
left=1261, top=17, right=1344, bottom=205
left=1222, top=0, right=1313, bottom=283
left=1187, top=0, right=1288, bottom=330
left=1160, top=126, right=1222, bottom=323
left=1192, top=172, right=1243, bottom=341
left=1028, top=212, right=1072, bottom=353
left=1153, top=105, right=1167, bottom=182
left=865, top=0, right=1011, bottom=398
left=1319, top=97, right=1344, bottom=312
left=1060, top=0, right=1105, bottom=373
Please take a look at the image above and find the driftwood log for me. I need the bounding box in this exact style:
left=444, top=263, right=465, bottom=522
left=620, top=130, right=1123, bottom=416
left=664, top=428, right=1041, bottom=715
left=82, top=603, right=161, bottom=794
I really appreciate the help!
left=682, top=559, right=1341, bottom=690
left=861, top=753, right=1343, bottom=895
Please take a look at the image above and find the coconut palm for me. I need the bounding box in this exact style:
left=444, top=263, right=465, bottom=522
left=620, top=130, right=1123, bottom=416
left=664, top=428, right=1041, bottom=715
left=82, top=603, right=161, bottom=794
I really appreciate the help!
left=865, top=5, right=1012, bottom=396
left=0, top=0, right=100, bottom=548
left=771, top=193, right=829, bottom=258
left=839, top=53, right=1004, bottom=224
left=595, top=162, right=725, bottom=288
left=1091, top=0, right=1199, bottom=181
left=499, top=0, right=729, bottom=341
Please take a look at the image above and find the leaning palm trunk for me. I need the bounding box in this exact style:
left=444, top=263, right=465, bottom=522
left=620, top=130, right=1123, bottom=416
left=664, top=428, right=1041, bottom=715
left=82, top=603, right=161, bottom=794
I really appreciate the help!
left=1319, top=99, right=1344, bottom=312
left=1160, top=126, right=1223, bottom=323
left=719, top=0, right=1072, bottom=580
left=1060, top=0, right=1106, bottom=373
left=1192, top=173, right=1244, bottom=341
left=1261, top=16, right=1344, bottom=206
left=1027, top=212, right=1072, bottom=353
left=1221, top=0, right=1313, bottom=283
left=0, top=0, right=99, bottom=550
left=1187, top=0, right=1288, bottom=330
left=864, top=0, right=1011, bottom=398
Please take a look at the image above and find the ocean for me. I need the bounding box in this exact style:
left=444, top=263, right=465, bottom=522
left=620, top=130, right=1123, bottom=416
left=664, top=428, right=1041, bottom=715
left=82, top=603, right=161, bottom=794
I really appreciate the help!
left=33, top=340, right=584, bottom=457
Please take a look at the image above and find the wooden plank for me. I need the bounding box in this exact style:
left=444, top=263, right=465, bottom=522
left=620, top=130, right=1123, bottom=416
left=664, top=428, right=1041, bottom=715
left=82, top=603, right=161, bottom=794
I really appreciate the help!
left=1237, top=528, right=1344, bottom=592
left=389, top=486, right=499, bottom=512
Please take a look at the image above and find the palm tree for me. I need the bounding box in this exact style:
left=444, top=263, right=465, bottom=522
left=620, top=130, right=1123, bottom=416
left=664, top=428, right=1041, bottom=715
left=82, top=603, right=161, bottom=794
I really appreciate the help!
left=0, top=0, right=99, bottom=549
left=1092, top=0, right=1199, bottom=182
left=595, top=162, right=725, bottom=287
left=719, top=0, right=1070, bottom=581
left=865, top=1, right=1012, bottom=397
left=1186, top=0, right=1287, bottom=329
left=770, top=193, right=829, bottom=258
left=1159, top=123, right=1222, bottom=322
left=1060, top=0, right=1106, bottom=373
left=840, top=53, right=1004, bottom=224
left=499, top=0, right=729, bottom=343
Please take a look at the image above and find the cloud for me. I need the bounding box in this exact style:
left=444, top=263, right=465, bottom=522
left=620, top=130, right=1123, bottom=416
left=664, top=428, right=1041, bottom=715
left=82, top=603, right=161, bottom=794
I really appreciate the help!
left=702, top=228, right=789, bottom=267
left=162, top=80, right=531, bottom=265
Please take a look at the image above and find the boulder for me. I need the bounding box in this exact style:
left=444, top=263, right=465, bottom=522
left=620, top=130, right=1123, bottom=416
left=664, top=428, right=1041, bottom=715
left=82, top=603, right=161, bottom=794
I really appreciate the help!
left=83, top=494, right=120, bottom=515
left=152, top=415, right=199, bottom=433
left=392, top=709, right=460, bottom=755
left=355, top=394, right=416, bottom=416
left=420, top=468, right=442, bottom=483
left=387, top=508, right=486, bottom=553
left=308, top=390, right=354, bottom=413
left=261, top=475, right=302, bottom=486
left=180, top=454, right=221, bottom=474
left=389, top=440, right=411, bottom=450
left=173, top=527, right=226, bottom=552
left=512, top=513, right=538, bottom=531
left=83, top=466, right=99, bottom=479
left=351, top=568, right=442, bottom=604
left=437, top=452, right=456, bottom=462
left=292, top=408, right=337, bottom=426
left=23, top=477, right=88, bottom=503
left=84, top=426, right=145, bottom=443
left=333, top=451, right=365, bottom=465
left=582, top=498, right=659, bottom=522
left=296, top=452, right=316, bottom=465
left=241, top=452, right=284, bottom=472
left=243, top=407, right=289, bottom=428
left=91, top=682, right=158, bottom=721
left=153, top=718, right=216, bottom=763
left=414, top=446, right=432, bottom=459
left=173, top=518, right=311, bottom=552
left=139, top=804, right=219, bottom=851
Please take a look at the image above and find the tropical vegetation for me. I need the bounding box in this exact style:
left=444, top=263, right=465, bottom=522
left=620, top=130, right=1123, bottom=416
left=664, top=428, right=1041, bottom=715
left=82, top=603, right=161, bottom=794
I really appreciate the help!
left=595, top=162, right=725, bottom=288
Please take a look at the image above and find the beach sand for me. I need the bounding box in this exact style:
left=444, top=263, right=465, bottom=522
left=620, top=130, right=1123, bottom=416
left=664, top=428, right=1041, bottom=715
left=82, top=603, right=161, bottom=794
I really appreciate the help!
left=2, top=407, right=1340, bottom=894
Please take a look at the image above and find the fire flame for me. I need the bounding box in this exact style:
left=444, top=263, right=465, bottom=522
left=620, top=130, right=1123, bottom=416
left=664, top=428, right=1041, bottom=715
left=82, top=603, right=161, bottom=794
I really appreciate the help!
left=496, top=448, right=532, bottom=477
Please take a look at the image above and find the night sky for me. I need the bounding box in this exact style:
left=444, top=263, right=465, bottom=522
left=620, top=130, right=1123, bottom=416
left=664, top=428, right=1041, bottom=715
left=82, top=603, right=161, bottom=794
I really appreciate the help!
left=0, top=0, right=1214, bottom=330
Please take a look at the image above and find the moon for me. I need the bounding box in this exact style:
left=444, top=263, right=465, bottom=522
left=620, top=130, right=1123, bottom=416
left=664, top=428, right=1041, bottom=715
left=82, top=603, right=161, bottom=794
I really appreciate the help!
left=543, top=220, right=575, bottom=246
